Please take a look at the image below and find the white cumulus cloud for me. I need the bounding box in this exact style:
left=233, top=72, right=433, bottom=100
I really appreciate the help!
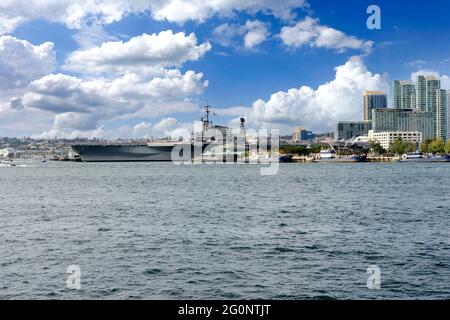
left=23, top=70, right=207, bottom=117
left=213, top=20, right=270, bottom=50
left=134, top=117, right=192, bottom=140
left=243, top=56, right=388, bottom=132
left=65, top=30, right=212, bottom=74
left=150, top=0, right=307, bottom=24
left=279, top=17, right=373, bottom=54
left=0, top=0, right=308, bottom=34
left=54, top=112, right=101, bottom=131
left=0, top=0, right=131, bottom=33
left=37, top=116, right=193, bottom=140
left=18, top=67, right=207, bottom=137
left=0, top=36, right=55, bottom=92
left=244, top=20, right=270, bottom=49
left=0, top=28, right=211, bottom=137
left=0, top=36, right=56, bottom=137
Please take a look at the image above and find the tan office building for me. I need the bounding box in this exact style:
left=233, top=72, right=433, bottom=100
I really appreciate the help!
left=363, top=90, right=387, bottom=121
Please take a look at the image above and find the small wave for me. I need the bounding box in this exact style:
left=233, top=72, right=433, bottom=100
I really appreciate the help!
left=229, top=246, right=252, bottom=251
left=273, top=247, right=296, bottom=253
left=143, top=268, right=163, bottom=275
left=164, top=288, right=184, bottom=296
left=311, top=295, right=337, bottom=300
left=28, top=238, right=46, bottom=242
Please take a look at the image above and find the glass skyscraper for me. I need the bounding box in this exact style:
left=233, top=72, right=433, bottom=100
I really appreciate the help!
left=413, top=74, right=446, bottom=140
left=393, top=80, right=415, bottom=109
left=393, top=80, right=401, bottom=109
left=363, top=90, right=387, bottom=121
left=437, top=89, right=448, bottom=141
left=416, top=75, right=427, bottom=112
left=448, top=92, right=450, bottom=142
left=426, top=75, right=440, bottom=114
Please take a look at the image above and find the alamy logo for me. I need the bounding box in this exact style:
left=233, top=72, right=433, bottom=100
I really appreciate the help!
left=367, top=5, right=381, bottom=30
left=367, top=265, right=381, bottom=289
left=66, top=265, right=81, bottom=290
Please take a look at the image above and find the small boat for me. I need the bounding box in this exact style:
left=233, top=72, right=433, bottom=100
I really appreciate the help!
left=278, top=154, right=294, bottom=163
left=0, top=160, right=16, bottom=167
left=331, top=155, right=367, bottom=163
left=313, top=149, right=366, bottom=163
left=314, top=149, right=337, bottom=162
left=399, top=153, right=450, bottom=163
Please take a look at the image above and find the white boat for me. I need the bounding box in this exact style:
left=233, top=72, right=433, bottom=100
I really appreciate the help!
left=319, top=149, right=337, bottom=159
left=247, top=153, right=271, bottom=164
left=313, top=149, right=366, bottom=163
left=399, top=153, right=450, bottom=163
left=313, top=149, right=337, bottom=162
left=0, top=159, right=16, bottom=167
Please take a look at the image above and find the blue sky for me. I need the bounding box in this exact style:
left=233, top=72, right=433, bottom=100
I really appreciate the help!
left=0, top=0, right=449, bottom=138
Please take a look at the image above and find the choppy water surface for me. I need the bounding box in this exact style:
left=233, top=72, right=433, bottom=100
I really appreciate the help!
left=1, top=161, right=450, bottom=299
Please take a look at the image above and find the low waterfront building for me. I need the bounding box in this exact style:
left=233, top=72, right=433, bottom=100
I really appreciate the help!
left=372, top=108, right=435, bottom=140
left=335, top=121, right=372, bottom=141
left=368, top=130, right=422, bottom=150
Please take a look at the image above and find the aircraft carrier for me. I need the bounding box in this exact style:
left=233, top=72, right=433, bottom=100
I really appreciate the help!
left=71, top=106, right=235, bottom=162
left=70, top=142, right=192, bottom=162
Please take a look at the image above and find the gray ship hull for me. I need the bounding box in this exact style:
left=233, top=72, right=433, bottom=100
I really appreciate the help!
left=71, top=144, right=192, bottom=162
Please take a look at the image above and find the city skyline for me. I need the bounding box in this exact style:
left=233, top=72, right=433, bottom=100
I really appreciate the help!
left=390, top=75, right=448, bottom=141
left=0, top=0, right=450, bottom=139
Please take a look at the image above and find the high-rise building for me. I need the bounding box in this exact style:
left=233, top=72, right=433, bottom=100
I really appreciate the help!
left=436, top=89, right=448, bottom=141
left=393, top=80, right=416, bottom=109
left=372, top=109, right=435, bottom=140
left=448, top=92, right=450, bottom=142
left=414, top=74, right=443, bottom=139
left=363, top=90, right=387, bottom=121
left=426, top=75, right=440, bottom=113
left=416, top=75, right=427, bottom=112
left=411, top=92, right=417, bottom=109
left=393, top=80, right=401, bottom=109
left=401, top=81, right=415, bottom=109
left=293, top=127, right=314, bottom=142
left=335, top=121, right=372, bottom=141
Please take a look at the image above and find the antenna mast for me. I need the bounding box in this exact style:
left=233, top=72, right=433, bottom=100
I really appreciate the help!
left=205, top=104, right=210, bottom=125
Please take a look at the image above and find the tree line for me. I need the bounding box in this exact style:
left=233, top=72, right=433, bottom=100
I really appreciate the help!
left=279, top=139, right=450, bottom=156
left=369, top=138, right=450, bottom=156
left=279, top=145, right=323, bottom=156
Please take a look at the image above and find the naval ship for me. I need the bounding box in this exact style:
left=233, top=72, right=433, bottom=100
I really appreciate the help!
left=71, top=106, right=234, bottom=162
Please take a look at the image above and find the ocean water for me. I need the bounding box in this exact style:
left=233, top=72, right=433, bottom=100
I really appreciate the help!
left=0, top=161, right=450, bottom=299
